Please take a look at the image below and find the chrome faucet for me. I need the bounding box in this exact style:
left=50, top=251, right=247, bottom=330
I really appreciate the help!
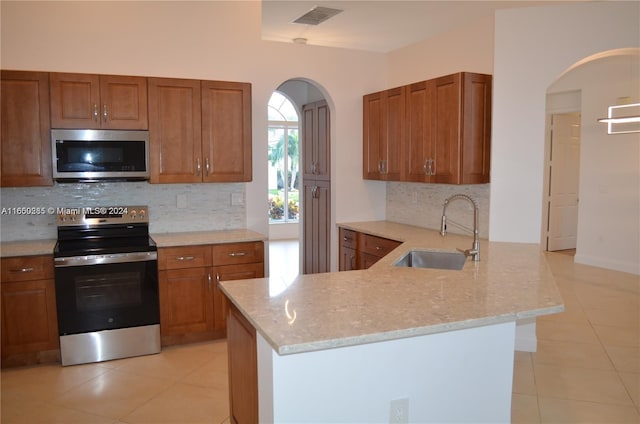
left=440, top=194, right=480, bottom=261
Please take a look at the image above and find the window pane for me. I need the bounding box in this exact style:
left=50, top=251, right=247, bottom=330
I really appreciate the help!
left=268, top=92, right=299, bottom=224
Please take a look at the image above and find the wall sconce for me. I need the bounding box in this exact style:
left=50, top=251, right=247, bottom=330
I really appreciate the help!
left=598, top=102, right=640, bottom=134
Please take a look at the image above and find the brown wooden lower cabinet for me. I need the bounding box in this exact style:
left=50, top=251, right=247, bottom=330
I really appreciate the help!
left=158, top=241, right=264, bottom=346
left=227, top=301, right=258, bottom=424
left=338, top=227, right=401, bottom=271
left=1, top=255, right=60, bottom=367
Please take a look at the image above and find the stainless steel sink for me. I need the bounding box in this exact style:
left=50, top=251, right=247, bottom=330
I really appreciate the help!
left=393, top=250, right=467, bottom=270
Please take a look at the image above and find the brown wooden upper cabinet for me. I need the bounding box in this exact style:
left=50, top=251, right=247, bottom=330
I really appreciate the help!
left=148, top=78, right=252, bottom=183
left=363, top=86, right=404, bottom=180
left=365, top=72, right=492, bottom=184
left=1, top=70, right=53, bottom=187
left=49, top=73, right=148, bottom=130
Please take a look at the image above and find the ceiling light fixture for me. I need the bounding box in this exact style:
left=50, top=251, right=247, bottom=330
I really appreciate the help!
left=598, top=102, right=640, bottom=134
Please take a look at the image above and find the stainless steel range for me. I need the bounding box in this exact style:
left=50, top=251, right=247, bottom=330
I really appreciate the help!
left=53, top=206, right=160, bottom=366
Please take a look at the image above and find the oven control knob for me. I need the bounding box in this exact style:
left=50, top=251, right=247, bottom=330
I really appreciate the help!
left=139, top=210, right=146, bottom=218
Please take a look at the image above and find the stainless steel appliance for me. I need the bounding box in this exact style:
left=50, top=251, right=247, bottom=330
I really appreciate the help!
left=53, top=206, right=160, bottom=366
left=51, top=129, right=149, bottom=182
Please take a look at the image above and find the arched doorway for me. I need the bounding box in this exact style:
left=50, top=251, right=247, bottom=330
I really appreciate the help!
left=541, top=49, right=640, bottom=271
left=267, top=79, right=332, bottom=281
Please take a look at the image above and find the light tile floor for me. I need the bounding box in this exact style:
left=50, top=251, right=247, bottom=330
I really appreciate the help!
left=1, top=246, right=639, bottom=423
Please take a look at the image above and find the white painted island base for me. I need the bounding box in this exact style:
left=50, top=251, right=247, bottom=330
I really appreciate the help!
left=256, top=320, right=516, bottom=423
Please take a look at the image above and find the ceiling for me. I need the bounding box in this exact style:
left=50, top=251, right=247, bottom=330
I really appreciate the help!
left=262, top=1, right=579, bottom=53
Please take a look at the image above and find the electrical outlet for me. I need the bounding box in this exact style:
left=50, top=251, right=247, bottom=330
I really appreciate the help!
left=389, top=398, right=409, bottom=424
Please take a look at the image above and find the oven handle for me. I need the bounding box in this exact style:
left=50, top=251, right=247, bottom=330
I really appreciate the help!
left=54, top=251, right=158, bottom=267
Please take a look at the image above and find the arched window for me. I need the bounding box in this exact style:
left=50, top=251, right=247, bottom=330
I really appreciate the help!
left=268, top=92, right=300, bottom=223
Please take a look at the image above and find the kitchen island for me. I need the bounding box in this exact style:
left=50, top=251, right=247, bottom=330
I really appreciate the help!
left=219, top=221, right=564, bottom=423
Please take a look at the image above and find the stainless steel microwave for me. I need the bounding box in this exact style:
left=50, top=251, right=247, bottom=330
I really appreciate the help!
left=51, top=129, right=150, bottom=182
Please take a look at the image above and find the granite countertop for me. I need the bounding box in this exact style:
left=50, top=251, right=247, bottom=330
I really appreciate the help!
left=0, top=229, right=267, bottom=257
left=0, top=239, right=57, bottom=257
left=219, top=220, right=564, bottom=356
left=151, top=229, right=267, bottom=247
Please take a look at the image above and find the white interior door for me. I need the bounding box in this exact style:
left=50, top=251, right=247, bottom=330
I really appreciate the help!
left=547, top=113, right=581, bottom=251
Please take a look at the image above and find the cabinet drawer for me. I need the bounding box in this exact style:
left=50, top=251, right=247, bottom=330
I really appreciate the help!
left=212, top=242, right=264, bottom=266
left=158, top=246, right=212, bottom=270
left=1, top=255, right=54, bottom=282
left=339, top=228, right=357, bottom=249
left=358, top=234, right=401, bottom=258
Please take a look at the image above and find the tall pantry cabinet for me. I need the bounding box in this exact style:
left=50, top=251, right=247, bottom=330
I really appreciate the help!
left=302, top=100, right=331, bottom=274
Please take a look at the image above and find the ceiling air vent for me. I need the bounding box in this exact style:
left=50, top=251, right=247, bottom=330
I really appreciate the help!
left=292, top=6, right=343, bottom=25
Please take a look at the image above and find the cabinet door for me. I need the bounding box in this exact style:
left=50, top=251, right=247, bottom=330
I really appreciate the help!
left=201, top=81, right=252, bottom=182
left=384, top=87, right=404, bottom=180
left=460, top=72, right=492, bottom=184
left=158, top=267, right=214, bottom=337
left=338, top=228, right=357, bottom=271
left=1, top=279, right=59, bottom=358
left=431, top=74, right=461, bottom=184
left=49, top=72, right=101, bottom=129
left=363, top=88, right=403, bottom=180
left=339, top=246, right=357, bottom=271
left=404, top=80, right=434, bottom=182
left=148, top=78, right=202, bottom=183
left=363, top=91, right=383, bottom=179
left=1, top=70, right=53, bottom=187
left=227, top=302, right=258, bottom=424
left=302, top=100, right=330, bottom=181
left=99, top=75, right=148, bottom=129
left=303, top=180, right=330, bottom=274
left=213, top=262, right=264, bottom=332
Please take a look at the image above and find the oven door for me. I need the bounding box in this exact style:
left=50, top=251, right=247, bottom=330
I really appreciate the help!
left=54, top=252, right=159, bottom=336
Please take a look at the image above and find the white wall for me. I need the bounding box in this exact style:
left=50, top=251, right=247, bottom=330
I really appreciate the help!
left=0, top=1, right=388, bottom=266
left=548, top=53, right=640, bottom=275
left=490, top=1, right=640, bottom=249
left=258, top=322, right=515, bottom=423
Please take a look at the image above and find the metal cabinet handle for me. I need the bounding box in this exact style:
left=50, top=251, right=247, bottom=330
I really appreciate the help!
left=176, top=256, right=195, bottom=261
left=343, top=236, right=352, bottom=242
left=93, top=104, right=99, bottom=121
left=228, top=252, right=247, bottom=257
left=103, top=104, right=108, bottom=122
left=423, top=160, right=429, bottom=175
left=431, top=159, right=436, bottom=176
left=196, top=158, right=201, bottom=176
left=10, top=267, right=34, bottom=273
left=208, top=273, right=212, bottom=292
left=216, top=272, right=221, bottom=283
left=375, top=246, right=382, bottom=251
left=205, top=158, right=210, bottom=176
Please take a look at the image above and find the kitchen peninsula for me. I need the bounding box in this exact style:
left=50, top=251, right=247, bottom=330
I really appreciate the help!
left=219, top=221, right=564, bottom=423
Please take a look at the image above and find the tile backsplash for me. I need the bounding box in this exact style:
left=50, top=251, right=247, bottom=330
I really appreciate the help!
left=0, top=182, right=246, bottom=241
left=386, top=182, right=490, bottom=239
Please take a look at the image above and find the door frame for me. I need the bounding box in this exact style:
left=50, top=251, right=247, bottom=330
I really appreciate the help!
left=541, top=90, right=582, bottom=251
